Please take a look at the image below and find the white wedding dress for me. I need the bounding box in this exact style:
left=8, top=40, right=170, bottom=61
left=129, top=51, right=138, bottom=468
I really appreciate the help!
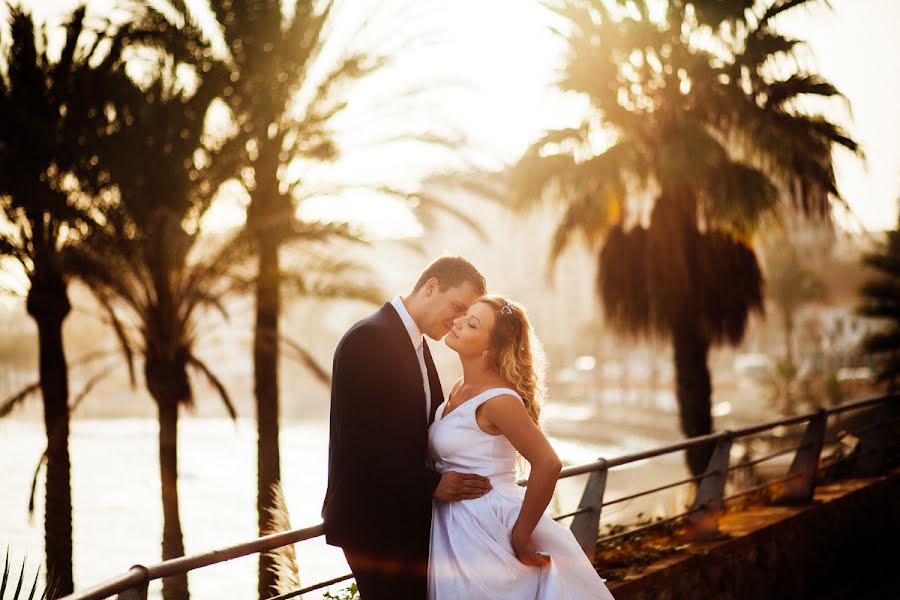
left=428, top=388, right=615, bottom=599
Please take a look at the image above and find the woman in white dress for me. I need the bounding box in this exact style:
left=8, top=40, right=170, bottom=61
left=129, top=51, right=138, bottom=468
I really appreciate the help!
left=428, top=295, right=615, bottom=599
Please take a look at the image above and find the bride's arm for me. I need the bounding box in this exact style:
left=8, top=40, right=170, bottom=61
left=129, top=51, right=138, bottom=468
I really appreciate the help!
left=481, top=394, right=562, bottom=566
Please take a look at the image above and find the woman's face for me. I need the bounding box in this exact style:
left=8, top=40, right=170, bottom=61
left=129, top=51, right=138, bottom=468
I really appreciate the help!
left=444, top=301, right=495, bottom=358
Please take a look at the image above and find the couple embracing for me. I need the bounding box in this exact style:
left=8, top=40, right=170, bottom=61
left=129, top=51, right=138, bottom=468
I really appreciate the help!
left=322, top=256, right=615, bottom=599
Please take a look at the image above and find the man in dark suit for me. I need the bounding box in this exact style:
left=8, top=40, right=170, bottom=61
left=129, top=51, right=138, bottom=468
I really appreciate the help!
left=322, top=256, right=493, bottom=599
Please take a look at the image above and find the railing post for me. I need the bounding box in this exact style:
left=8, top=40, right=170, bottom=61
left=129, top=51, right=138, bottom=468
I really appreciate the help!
left=570, top=459, right=608, bottom=555
left=854, top=396, right=900, bottom=477
left=686, top=433, right=732, bottom=541
left=115, top=566, right=149, bottom=600
left=777, top=409, right=827, bottom=503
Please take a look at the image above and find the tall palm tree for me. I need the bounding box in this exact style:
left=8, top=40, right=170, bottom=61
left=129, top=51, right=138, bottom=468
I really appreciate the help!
left=60, top=8, right=239, bottom=598
left=0, top=6, right=126, bottom=595
left=859, top=209, right=900, bottom=388
left=512, top=0, right=860, bottom=475
left=187, top=2, right=470, bottom=594
left=67, top=6, right=383, bottom=598
left=209, top=3, right=373, bottom=590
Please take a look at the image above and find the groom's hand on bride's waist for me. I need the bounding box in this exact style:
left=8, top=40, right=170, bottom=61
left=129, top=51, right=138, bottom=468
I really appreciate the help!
left=434, top=471, right=493, bottom=501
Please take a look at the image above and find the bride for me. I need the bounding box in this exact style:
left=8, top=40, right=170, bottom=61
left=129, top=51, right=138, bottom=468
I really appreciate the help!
left=429, top=295, right=615, bottom=599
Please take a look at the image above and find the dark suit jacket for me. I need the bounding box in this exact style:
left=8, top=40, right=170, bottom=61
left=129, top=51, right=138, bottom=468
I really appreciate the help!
left=321, top=303, right=443, bottom=558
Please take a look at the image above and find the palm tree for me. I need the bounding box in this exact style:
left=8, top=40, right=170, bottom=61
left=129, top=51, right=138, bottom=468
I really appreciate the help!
left=59, top=8, right=240, bottom=598
left=0, top=6, right=127, bottom=595
left=512, top=0, right=860, bottom=475
left=188, top=2, right=470, bottom=594
left=66, top=6, right=383, bottom=598
left=859, top=209, right=900, bottom=388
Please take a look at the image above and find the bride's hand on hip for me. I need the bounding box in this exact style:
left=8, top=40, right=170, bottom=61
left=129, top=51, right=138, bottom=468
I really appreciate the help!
left=511, top=527, right=551, bottom=567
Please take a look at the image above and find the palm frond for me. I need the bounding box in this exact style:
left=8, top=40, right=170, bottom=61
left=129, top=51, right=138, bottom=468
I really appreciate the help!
left=280, top=336, right=330, bottom=385
left=179, top=287, right=230, bottom=328
left=547, top=187, right=617, bottom=274
left=70, top=365, right=117, bottom=414
left=27, top=452, right=46, bottom=518
left=26, top=364, right=117, bottom=516
left=507, top=151, right=576, bottom=210
left=50, top=6, right=86, bottom=93
left=0, top=382, right=40, bottom=418
left=92, top=290, right=137, bottom=388
left=186, top=354, right=237, bottom=421
left=337, top=129, right=468, bottom=157
left=293, top=52, right=386, bottom=141
left=380, top=187, right=488, bottom=241
left=861, top=328, right=900, bottom=355
left=0, top=231, right=30, bottom=266
left=655, top=121, right=729, bottom=192
left=1, top=546, right=8, bottom=597
left=284, top=0, right=336, bottom=77
left=757, top=0, right=831, bottom=30
left=180, top=228, right=255, bottom=300
left=858, top=223, right=900, bottom=382
left=695, top=230, right=765, bottom=345
left=62, top=245, right=143, bottom=315
left=858, top=280, right=900, bottom=320
left=764, top=74, right=843, bottom=110
left=701, top=160, right=779, bottom=236
left=424, top=170, right=510, bottom=207
left=286, top=219, right=365, bottom=245
left=0, top=548, right=44, bottom=600
left=734, top=31, right=801, bottom=74
left=261, top=481, right=301, bottom=594
left=691, top=0, right=754, bottom=28
left=861, top=247, right=900, bottom=278
left=724, top=99, right=857, bottom=216
left=597, top=225, right=654, bottom=338
left=278, top=263, right=384, bottom=306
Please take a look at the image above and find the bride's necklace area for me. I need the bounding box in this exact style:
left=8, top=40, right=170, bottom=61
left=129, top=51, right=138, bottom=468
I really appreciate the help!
left=442, top=380, right=505, bottom=418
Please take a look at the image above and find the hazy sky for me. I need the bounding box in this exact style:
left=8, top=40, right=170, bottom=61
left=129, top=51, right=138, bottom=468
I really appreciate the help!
left=777, top=0, right=900, bottom=231
left=7, top=0, right=900, bottom=235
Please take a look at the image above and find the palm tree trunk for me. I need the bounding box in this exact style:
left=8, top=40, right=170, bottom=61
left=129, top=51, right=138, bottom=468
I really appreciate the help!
left=783, top=313, right=795, bottom=367
left=29, top=285, right=73, bottom=598
left=672, top=319, right=714, bottom=476
left=157, top=390, right=188, bottom=600
left=248, top=132, right=288, bottom=600
left=255, top=232, right=281, bottom=600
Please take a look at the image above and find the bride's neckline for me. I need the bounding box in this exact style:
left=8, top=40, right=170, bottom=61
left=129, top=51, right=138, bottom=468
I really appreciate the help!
left=439, top=386, right=516, bottom=420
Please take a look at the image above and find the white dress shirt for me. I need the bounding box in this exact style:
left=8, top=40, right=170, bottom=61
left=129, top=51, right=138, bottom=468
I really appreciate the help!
left=390, top=295, right=432, bottom=421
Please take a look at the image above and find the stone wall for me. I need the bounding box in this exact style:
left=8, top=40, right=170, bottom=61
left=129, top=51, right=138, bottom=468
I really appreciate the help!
left=607, top=468, right=900, bottom=600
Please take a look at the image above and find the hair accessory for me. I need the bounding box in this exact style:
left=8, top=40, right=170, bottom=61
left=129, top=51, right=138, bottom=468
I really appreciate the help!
left=500, top=302, right=515, bottom=316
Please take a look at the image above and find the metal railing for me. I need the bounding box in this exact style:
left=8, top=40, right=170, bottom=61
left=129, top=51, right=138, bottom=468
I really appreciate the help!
left=62, top=394, right=900, bottom=600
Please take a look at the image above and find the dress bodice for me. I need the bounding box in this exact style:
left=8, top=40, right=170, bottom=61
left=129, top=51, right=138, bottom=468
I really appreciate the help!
left=428, top=387, right=522, bottom=484
left=427, top=386, right=617, bottom=599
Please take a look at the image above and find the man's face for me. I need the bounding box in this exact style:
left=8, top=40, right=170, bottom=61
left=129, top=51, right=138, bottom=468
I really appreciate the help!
left=420, top=279, right=482, bottom=340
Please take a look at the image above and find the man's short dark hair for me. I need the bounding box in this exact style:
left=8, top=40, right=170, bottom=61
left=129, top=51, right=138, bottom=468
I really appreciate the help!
left=412, top=256, right=486, bottom=296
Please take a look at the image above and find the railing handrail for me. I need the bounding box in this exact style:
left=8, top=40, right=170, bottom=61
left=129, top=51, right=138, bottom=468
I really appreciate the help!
left=61, top=393, right=898, bottom=600
left=66, top=525, right=325, bottom=600
left=519, top=394, right=894, bottom=485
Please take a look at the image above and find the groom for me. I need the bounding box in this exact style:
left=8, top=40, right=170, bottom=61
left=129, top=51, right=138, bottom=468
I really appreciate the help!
left=322, top=256, right=494, bottom=599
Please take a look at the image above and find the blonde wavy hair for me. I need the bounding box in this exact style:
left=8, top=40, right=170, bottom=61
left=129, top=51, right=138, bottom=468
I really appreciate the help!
left=478, top=295, right=547, bottom=426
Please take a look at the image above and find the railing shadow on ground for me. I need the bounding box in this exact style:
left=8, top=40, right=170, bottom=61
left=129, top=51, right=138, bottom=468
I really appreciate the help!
left=60, top=394, right=900, bottom=600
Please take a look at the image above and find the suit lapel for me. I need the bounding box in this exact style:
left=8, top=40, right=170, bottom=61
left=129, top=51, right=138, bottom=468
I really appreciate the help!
left=380, top=303, right=426, bottom=410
